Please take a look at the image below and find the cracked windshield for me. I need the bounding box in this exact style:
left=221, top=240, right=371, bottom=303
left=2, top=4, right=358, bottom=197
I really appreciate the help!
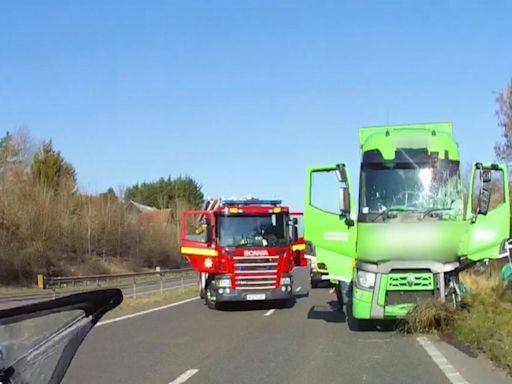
left=360, top=160, right=463, bottom=219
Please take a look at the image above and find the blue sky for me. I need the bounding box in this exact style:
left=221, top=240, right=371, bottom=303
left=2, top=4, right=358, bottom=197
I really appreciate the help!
left=1, top=1, right=511, bottom=210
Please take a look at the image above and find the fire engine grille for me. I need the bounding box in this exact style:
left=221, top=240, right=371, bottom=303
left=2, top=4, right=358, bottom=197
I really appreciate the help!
left=233, top=255, right=278, bottom=290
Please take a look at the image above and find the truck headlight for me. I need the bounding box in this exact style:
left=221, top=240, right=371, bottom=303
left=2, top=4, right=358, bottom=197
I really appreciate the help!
left=356, top=270, right=376, bottom=290
left=280, top=276, right=291, bottom=285
left=217, top=278, right=231, bottom=288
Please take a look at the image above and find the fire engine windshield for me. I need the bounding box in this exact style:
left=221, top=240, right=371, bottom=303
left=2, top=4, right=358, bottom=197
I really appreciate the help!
left=359, top=159, right=463, bottom=221
left=217, top=213, right=289, bottom=247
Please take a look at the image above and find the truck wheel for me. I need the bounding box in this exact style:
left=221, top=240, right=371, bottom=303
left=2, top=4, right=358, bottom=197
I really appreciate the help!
left=199, top=282, right=205, bottom=299
left=311, top=279, right=318, bottom=289
left=205, top=287, right=217, bottom=310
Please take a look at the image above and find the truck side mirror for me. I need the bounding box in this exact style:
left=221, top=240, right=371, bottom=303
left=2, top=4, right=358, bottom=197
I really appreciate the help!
left=338, top=187, right=350, bottom=215
left=288, top=218, right=299, bottom=242
left=200, top=217, right=213, bottom=244
left=478, top=183, right=491, bottom=215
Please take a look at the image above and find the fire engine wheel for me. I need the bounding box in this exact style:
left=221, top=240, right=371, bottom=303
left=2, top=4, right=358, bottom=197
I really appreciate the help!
left=199, top=283, right=205, bottom=299
left=205, top=288, right=217, bottom=310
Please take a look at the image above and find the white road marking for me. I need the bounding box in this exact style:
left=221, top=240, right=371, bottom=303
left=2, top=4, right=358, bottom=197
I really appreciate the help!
left=168, top=369, right=199, bottom=384
left=97, top=297, right=200, bottom=326
left=295, top=286, right=302, bottom=292
left=417, top=337, right=470, bottom=384
left=264, top=309, right=275, bottom=316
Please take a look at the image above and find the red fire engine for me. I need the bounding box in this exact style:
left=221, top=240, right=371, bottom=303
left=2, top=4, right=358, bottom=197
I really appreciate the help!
left=180, top=198, right=306, bottom=309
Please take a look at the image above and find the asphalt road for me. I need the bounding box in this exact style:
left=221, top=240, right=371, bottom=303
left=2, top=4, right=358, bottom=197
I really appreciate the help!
left=62, top=267, right=512, bottom=384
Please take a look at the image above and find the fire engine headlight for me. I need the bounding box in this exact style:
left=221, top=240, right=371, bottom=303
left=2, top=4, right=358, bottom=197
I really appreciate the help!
left=280, top=276, right=291, bottom=285
left=356, top=270, right=376, bottom=290
left=217, top=278, right=231, bottom=288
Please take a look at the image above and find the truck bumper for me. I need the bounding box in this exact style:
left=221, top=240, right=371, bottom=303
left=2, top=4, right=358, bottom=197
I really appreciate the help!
left=352, top=260, right=457, bottom=320
left=211, top=274, right=293, bottom=303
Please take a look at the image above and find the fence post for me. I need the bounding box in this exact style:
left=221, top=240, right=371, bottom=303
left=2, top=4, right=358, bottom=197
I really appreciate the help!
left=181, top=275, right=184, bottom=292
left=133, top=277, right=137, bottom=299
left=52, top=285, right=56, bottom=300
left=160, top=274, right=163, bottom=295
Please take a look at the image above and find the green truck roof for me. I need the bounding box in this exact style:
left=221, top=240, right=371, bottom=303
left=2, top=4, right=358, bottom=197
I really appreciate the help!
left=358, top=122, right=459, bottom=160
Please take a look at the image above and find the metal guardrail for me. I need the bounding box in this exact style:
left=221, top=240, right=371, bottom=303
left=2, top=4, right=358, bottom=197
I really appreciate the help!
left=41, top=268, right=197, bottom=299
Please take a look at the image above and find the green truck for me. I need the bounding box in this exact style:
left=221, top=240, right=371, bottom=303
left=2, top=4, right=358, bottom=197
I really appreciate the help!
left=304, top=123, right=510, bottom=330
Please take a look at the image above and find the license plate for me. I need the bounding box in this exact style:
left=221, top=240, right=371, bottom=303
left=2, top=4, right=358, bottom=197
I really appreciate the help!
left=246, top=294, right=266, bottom=301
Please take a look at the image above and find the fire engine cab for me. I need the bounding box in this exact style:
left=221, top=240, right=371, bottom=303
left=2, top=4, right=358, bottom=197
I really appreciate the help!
left=180, top=198, right=306, bottom=309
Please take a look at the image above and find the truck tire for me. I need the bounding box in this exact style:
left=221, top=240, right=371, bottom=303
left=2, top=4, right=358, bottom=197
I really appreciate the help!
left=311, top=279, right=319, bottom=289
left=199, top=282, right=205, bottom=299
left=204, top=275, right=217, bottom=310
left=205, top=287, right=217, bottom=310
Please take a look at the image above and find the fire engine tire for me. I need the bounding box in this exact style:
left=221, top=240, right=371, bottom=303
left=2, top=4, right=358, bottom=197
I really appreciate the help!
left=311, top=280, right=319, bottom=289
left=199, top=283, right=205, bottom=299
left=205, top=295, right=216, bottom=310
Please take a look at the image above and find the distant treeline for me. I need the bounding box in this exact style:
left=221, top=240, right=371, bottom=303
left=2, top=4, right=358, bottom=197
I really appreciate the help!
left=0, top=129, right=203, bottom=285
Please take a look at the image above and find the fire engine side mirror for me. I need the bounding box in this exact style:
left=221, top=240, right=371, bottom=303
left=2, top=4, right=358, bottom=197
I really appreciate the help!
left=200, top=217, right=213, bottom=244
left=290, top=218, right=299, bottom=242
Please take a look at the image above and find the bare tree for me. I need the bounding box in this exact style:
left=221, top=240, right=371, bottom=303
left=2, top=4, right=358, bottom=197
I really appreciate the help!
left=494, top=80, right=512, bottom=165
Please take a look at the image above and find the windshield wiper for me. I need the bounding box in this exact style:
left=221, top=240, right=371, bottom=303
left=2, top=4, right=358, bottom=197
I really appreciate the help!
left=371, top=208, right=404, bottom=222
left=418, top=207, right=452, bottom=220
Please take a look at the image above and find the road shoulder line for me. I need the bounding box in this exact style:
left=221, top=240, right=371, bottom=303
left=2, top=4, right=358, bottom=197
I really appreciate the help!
left=169, top=369, right=199, bottom=384
left=417, top=336, right=470, bottom=384
left=97, top=296, right=200, bottom=326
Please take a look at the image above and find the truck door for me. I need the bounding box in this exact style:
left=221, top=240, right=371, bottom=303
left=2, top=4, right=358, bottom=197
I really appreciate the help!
left=304, top=164, right=357, bottom=283
left=466, top=163, right=510, bottom=261
left=180, top=210, right=218, bottom=272
left=290, top=212, right=307, bottom=267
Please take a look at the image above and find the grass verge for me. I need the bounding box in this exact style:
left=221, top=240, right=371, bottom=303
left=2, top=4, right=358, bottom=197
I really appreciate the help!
left=102, top=285, right=198, bottom=320
left=405, top=264, right=512, bottom=375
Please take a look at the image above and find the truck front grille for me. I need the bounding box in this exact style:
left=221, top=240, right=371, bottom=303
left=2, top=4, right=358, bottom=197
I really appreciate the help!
left=387, top=272, right=434, bottom=291
left=233, top=255, right=278, bottom=290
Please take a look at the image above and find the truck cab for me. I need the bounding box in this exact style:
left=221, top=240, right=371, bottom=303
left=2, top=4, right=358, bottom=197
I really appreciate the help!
left=181, top=199, right=305, bottom=309
left=304, top=123, right=510, bottom=328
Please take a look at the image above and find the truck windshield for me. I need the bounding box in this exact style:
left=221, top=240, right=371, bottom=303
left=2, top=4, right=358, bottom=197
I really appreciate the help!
left=217, top=213, right=289, bottom=247
left=359, top=159, right=463, bottom=221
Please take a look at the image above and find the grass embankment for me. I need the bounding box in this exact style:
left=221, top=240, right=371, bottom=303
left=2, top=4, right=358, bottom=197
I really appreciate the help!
left=103, top=285, right=198, bottom=320
left=405, top=265, right=512, bottom=374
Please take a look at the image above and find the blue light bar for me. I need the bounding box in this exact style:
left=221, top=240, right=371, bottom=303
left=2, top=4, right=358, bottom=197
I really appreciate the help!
left=221, top=199, right=282, bottom=206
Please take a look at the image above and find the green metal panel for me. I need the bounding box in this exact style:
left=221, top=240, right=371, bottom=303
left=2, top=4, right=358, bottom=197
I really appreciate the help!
left=304, top=164, right=357, bottom=283
left=352, top=288, right=372, bottom=319
left=359, top=122, right=459, bottom=161
left=466, top=163, right=510, bottom=261
left=386, top=273, right=434, bottom=291
left=377, top=276, right=387, bottom=306
left=357, top=221, right=468, bottom=263
left=384, top=304, right=414, bottom=318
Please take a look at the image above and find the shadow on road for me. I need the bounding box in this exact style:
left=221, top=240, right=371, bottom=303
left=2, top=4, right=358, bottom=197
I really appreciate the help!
left=215, top=297, right=297, bottom=312
left=307, top=300, right=346, bottom=323
left=294, top=291, right=310, bottom=299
